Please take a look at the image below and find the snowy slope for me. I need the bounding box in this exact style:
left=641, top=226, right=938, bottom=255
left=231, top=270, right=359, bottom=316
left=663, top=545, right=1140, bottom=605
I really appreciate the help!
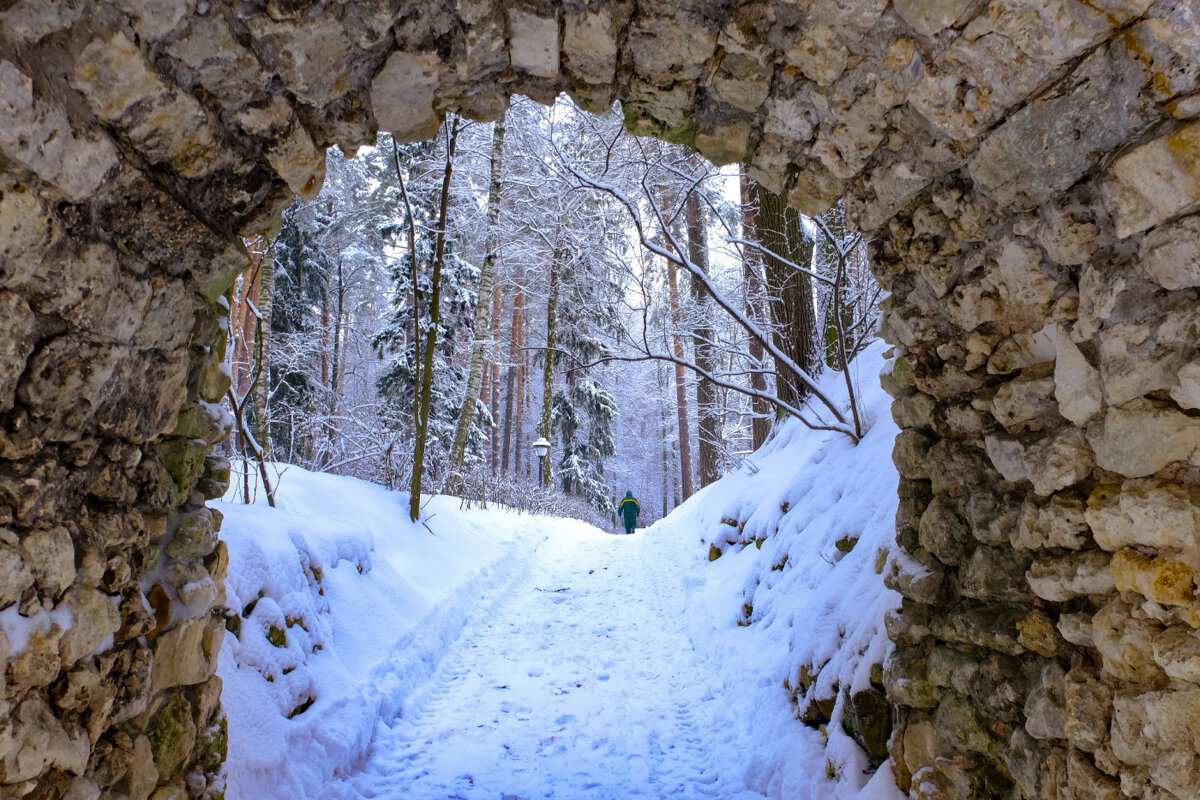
left=214, top=470, right=553, bottom=797
left=215, top=342, right=903, bottom=799
left=644, top=339, right=903, bottom=797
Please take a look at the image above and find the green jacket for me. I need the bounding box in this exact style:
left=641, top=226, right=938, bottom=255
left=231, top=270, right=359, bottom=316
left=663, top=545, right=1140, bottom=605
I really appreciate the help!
left=618, top=494, right=640, bottom=525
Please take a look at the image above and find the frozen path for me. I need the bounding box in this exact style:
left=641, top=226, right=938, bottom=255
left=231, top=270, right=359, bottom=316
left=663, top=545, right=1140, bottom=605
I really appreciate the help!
left=324, top=524, right=762, bottom=800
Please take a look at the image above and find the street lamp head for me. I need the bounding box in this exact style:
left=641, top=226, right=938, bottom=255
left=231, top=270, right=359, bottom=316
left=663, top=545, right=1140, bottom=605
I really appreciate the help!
left=532, top=437, right=551, bottom=458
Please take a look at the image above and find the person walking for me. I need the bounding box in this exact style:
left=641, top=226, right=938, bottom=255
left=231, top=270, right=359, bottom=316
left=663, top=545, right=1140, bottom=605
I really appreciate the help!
left=618, top=491, right=641, bottom=535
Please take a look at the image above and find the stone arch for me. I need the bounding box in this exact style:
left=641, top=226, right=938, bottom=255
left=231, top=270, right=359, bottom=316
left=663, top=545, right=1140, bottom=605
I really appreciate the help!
left=1, top=1, right=1198, bottom=797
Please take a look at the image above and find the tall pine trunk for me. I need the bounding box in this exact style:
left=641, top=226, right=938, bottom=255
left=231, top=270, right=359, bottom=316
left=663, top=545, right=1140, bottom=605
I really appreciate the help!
left=486, top=283, right=503, bottom=475
left=451, top=114, right=506, bottom=467
left=666, top=248, right=694, bottom=502
left=756, top=182, right=818, bottom=410
left=501, top=266, right=524, bottom=474
left=538, top=251, right=560, bottom=487
left=410, top=120, right=461, bottom=522
left=740, top=176, right=771, bottom=450
left=685, top=180, right=721, bottom=488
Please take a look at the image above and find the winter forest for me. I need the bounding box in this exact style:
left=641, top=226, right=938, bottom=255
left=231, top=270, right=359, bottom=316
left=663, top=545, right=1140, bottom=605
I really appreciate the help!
left=224, top=96, right=881, bottom=526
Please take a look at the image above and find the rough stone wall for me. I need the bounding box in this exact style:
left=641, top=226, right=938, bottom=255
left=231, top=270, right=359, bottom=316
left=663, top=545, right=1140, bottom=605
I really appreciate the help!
left=0, top=0, right=1197, bottom=798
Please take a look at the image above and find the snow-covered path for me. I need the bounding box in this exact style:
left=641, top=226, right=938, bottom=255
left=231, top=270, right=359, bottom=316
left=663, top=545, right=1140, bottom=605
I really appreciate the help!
left=324, top=525, right=760, bottom=800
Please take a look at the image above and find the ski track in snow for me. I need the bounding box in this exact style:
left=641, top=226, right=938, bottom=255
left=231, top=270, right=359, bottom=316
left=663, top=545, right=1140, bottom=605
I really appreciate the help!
left=322, top=526, right=763, bottom=800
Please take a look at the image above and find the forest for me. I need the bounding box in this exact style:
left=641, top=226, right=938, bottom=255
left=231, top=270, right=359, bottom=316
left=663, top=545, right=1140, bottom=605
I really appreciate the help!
left=223, top=96, right=882, bottom=527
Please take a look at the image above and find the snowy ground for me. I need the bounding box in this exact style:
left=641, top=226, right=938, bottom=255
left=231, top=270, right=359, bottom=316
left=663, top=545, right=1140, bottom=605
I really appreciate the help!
left=217, top=343, right=904, bottom=799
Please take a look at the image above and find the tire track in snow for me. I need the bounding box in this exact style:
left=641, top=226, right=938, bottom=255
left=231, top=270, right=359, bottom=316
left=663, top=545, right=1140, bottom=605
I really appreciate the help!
left=323, top=525, right=759, bottom=800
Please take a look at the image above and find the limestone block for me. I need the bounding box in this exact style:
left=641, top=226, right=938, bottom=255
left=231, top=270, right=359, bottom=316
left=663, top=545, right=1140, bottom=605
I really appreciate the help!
left=893, top=0, right=973, bottom=36
left=1057, top=612, right=1094, bottom=648
left=1012, top=494, right=1088, bottom=550
left=918, top=495, right=969, bottom=566
left=990, top=0, right=1149, bottom=66
left=1053, top=330, right=1102, bottom=426
left=563, top=8, right=619, bottom=85
left=1087, top=479, right=1200, bottom=552
left=1110, top=548, right=1195, bottom=608
left=1086, top=399, right=1200, bottom=477
left=970, top=43, right=1158, bottom=211
left=891, top=391, right=937, bottom=431
left=243, top=15, right=355, bottom=108
left=625, top=12, right=716, bottom=85
left=1172, top=362, right=1200, bottom=411
left=161, top=13, right=270, bottom=100
left=124, top=734, right=158, bottom=800
left=694, top=115, right=751, bottom=166
left=0, top=696, right=89, bottom=782
left=959, top=545, right=1033, bottom=602
left=266, top=123, right=326, bottom=200
left=22, top=526, right=74, bottom=597
left=71, top=33, right=218, bottom=177
left=1038, top=200, right=1100, bottom=267
left=990, top=375, right=1059, bottom=433
left=0, top=60, right=118, bottom=201
left=1024, top=661, right=1067, bottom=740
left=1092, top=599, right=1167, bottom=685
left=1027, top=550, right=1114, bottom=602
left=147, top=694, right=197, bottom=780
left=886, top=554, right=951, bottom=605
left=113, top=0, right=189, bottom=39
left=929, top=602, right=1025, bottom=656
left=371, top=50, right=442, bottom=144
left=984, top=427, right=1094, bottom=496
left=164, top=507, right=222, bottom=560
left=508, top=9, right=559, bottom=79
left=707, top=52, right=771, bottom=112
left=1017, top=610, right=1064, bottom=657
left=1066, top=749, right=1121, bottom=800
left=0, top=0, right=84, bottom=42
left=784, top=25, right=849, bottom=86
left=0, top=540, right=34, bottom=606
left=893, top=429, right=934, bottom=480
left=7, top=620, right=64, bottom=694
left=909, top=31, right=1055, bottom=141
left=1140, top=214, right=1200, bottom=290
left=964, top=487, right=1020, bottom=546
left=1096, top=309, right=1198, bottom=408
left=1102, top=120, right=1200, bottom=238
left=0, top=290, right=35, bottom=414
left=986, top=324, right=1057, bottom=374
left=1123, top=16, right=1200, bottom=106
left=150, top=618, right=209, bottom=695
left=1111, top=689, right=1200, bottom=796
left=926, top=438, right=999, bottom=496
left=1152, top=625, right=1200, bottom=683
left=59, top=586, right=122, bottom=667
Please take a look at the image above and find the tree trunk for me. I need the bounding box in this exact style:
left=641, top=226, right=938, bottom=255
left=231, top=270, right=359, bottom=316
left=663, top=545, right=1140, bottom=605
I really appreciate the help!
left=657, top=362, right=672, bottom=518
left=665, top=247, right=694, bottom=502
left=450, top=115, right=506, bottom=467
left=538, top=251, right=560, bottom=486
left=816, top=202, right=851, bottom=368
left=410, top=119, right=461, bottom=522
left=685, top=179, right=721, bottom=488
left=501, top=266, right=524, bottom=474
left=487, top=282, right=503, bottom=476
left=740, top=176, right=772, bottom=450
left=756, top=182, right=818, bottom=411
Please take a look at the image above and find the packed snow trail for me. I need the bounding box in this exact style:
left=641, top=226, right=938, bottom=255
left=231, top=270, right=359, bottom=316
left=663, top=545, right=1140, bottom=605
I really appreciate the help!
left=324, top=524, right=762, bottom=800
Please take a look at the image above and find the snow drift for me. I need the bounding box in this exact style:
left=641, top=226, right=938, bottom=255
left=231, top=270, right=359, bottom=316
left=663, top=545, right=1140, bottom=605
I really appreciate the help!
left=216, top=341, right=903, bottom=798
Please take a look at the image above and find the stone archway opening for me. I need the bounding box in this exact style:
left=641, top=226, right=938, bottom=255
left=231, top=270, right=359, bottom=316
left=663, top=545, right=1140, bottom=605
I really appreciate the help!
left=2, top=2, right=1199, bottom=799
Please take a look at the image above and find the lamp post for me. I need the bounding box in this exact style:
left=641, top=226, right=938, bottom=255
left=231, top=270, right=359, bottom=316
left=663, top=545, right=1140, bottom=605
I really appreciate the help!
left=532, top=436, right=551, bottom=486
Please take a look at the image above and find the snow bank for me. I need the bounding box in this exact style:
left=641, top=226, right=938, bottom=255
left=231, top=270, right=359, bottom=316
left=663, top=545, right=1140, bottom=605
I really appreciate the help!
left=215, top=468, right=551, bottom=797
left=645, top=339, right=904, bottom=798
